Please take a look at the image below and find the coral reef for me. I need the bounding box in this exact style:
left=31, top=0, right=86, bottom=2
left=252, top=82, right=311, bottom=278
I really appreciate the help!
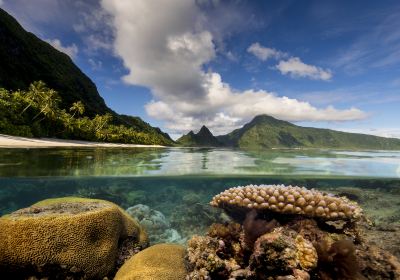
left=186, top=185, right=400, bottom=279
left=115, top=243, right=187, bottom=280
left=0, top=197, right=147, bottom=279
left=211, top=184, right=362, bottom=220
left=126, top=204, right=185, bottom=244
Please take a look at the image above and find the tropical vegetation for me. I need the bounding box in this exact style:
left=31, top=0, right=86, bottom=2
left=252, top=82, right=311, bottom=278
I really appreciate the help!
left=0, top=81, right=173, bottom=145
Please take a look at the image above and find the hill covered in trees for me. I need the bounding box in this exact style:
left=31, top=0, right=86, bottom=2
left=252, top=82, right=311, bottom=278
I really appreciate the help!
left=0, top=82, right=173, bottom=145
left=216, top=115, right=400, bottom=150
left=0, top=8, right=173, bottom=145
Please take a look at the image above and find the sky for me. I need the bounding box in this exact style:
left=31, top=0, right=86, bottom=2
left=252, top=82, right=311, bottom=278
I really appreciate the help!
left=1, top=0, right=400, bottom=139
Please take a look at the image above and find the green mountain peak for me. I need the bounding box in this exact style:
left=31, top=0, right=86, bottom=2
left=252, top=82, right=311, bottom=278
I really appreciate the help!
left=176, top=125, right=222, bottom=147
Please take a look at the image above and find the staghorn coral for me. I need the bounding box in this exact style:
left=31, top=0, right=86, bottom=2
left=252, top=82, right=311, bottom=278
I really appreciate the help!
left=210, top=184, right=362, bottom=220
left=115, top=244, right=187, bottom=280
left=0, top=197, right=147, bottom=279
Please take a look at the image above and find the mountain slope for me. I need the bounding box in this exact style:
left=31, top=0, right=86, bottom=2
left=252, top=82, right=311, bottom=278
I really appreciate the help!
left=0, top=8, right=109, bottom=116
left=177, top=125, right=222, bottom=147
left=217, top=115, right=400, bottom=150
left=0, top=8, right=173, bottom=145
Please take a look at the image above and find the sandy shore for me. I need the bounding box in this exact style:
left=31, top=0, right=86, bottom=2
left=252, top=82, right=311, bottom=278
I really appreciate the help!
left=0, top=134, right=165, bottom=148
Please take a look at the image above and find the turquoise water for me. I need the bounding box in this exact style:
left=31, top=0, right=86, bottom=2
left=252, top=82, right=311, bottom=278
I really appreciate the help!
left=0, top=147, right=400, bottom=244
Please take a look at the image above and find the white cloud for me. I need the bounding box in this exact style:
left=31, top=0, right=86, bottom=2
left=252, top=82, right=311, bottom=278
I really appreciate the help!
left=146, top=72, right=366, bottom=135
left=46, top=38, right=78, bottom=59
left=276, top=57, right=332, bottom=81
left=247, top=42, right=285, bottom=61
left=336, top=128, right=400, bottom=139
left=88, top=58, right=102, bottom=71
left=0, top=0, right=3, bottom=6
left=102, top=0, right=365, bottom=136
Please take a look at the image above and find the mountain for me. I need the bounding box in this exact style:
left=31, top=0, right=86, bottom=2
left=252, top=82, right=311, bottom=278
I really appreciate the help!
left=217, top=115, right=400, bottom=150
left=0, top=8, right=173, bottom=145
left=177, top=125, right=222, bottom=147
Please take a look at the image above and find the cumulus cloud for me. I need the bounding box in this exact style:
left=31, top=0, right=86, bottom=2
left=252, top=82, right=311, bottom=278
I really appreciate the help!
left=102, top=0, right=365, bottom=135
left=145, top=72, right=366, bottom=135
left=46, top=38, right=78, bottom=58
left=247, top=42, right=285, bottom=61
left=276, top=57, right=332, bottom=81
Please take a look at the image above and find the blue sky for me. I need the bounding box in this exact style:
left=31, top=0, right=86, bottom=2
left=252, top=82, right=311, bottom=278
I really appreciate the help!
left=1, top=0, right=400, bottom=139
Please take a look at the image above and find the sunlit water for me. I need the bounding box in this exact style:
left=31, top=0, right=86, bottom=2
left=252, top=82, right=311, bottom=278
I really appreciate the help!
left=0, top=147, right=400, bottom=243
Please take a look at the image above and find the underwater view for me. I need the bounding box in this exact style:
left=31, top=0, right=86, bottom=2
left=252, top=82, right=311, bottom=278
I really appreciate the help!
left=1, top=147, right=400, bottom=279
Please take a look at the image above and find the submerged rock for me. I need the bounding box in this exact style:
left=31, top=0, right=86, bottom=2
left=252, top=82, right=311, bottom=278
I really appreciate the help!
left=126, top=204, right=186, bottom=244
left=0, top=197, right=147, bottom=279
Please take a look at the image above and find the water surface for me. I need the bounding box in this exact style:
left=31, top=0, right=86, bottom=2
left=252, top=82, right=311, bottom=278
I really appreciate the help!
left=0, top=147, right=399, bottom=245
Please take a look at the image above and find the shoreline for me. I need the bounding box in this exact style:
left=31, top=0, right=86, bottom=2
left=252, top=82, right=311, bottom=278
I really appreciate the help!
left=0, top=134, right=165, bottom=148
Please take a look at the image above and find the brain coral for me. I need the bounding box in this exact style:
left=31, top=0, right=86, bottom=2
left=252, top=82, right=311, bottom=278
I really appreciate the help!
left=210, top=184, right=362, bottom=220
left=114, top=243, right=187, bottom=280
left=0, top=197, right=147, bottom=279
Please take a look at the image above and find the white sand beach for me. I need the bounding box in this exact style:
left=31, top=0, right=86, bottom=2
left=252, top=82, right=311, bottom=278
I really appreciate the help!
left=0, top=134, right=165, bottom=148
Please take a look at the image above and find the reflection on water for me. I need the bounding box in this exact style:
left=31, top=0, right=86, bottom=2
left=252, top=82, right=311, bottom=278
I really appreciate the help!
left=0, top=147, right=399, bottom=177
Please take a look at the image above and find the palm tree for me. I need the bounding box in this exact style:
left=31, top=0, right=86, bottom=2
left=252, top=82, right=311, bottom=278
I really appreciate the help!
left=20, top=81, right=47, bottom=115
left=32, top=88, right=61, bottom=122
left=69, top=101, right=85, bottom=118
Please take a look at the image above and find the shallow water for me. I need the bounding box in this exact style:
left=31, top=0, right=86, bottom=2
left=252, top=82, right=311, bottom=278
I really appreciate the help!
left=0, top=147, right=399, bottom=177
left=0, top=147, right=400, bottom=246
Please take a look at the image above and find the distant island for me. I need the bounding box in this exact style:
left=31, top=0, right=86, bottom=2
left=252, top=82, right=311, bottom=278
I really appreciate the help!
left=177, top=115, right=400, bottom=150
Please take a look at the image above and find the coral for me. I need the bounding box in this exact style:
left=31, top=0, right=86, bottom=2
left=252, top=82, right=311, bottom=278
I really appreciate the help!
left=186, top=234, right=247, bottom=279
left=114, top=243, right=187, bottom=280
left=210, top=184, right=362, bottom=220
left=126, top=204, right=185, bottom=244
left=0, top=197, right=147, bottom=279
left=243, top=209, right=278, bottom=249
left=250, top=228, right=298, bottom=275
left=315, top=239, right=365, bottom=280
left=207, top=222, right=242, bottom=241
left=295, top=235, right=317, bottom=271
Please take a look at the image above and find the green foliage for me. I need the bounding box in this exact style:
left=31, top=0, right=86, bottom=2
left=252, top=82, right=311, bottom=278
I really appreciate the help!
left=217, top=115, right=400, bottom=150
left=0, top=82, right=174, bottom=145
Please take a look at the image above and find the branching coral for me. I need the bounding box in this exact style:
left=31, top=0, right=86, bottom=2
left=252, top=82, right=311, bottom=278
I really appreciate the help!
left=210, top=184, right=362, bottom=220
